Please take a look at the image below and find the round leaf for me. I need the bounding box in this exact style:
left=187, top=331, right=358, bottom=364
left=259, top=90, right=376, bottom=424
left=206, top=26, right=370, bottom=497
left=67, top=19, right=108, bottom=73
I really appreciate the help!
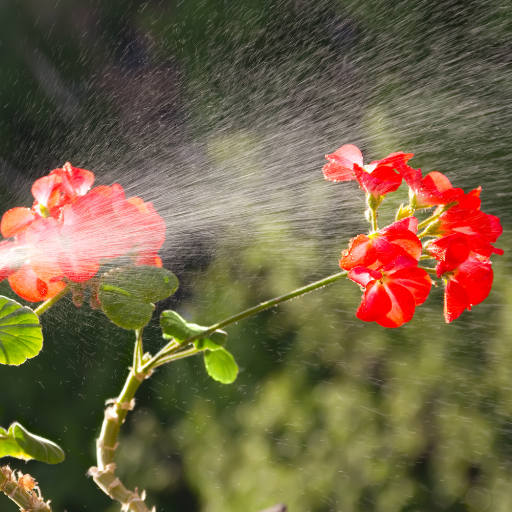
left=0, top=423, right=64, bottom=464
left=0, top=296, right=43, bottom=366
left=204, top=348, right=239, bottom=384
left=99, top=266, right=179, bottom=329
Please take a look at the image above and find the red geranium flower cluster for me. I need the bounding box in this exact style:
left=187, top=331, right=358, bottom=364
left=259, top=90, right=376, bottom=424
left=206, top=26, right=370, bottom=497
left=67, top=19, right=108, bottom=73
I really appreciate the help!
left=0, top=163, right=165, bottom=302
left=324, top=144, right=503, bottom=326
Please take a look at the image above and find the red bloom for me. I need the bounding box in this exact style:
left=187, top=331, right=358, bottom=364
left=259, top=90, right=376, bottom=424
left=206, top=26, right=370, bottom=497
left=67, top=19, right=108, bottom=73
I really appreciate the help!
left=443, top=255, right=493, bottom=323
left=438, top=207, right=503, bottom=249
left=323, top=144, right=412, bottom=198
left=348, top=256, right=432, bottom=328
left=0, top=164, right=166, bottom=302
left=396, top=162, right=464, bottom=208
left=339, top=218, right=422, bottom=271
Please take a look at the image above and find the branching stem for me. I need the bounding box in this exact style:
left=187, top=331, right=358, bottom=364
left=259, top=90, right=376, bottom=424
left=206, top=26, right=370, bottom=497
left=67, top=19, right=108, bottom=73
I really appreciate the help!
left=144, top=270, right=349, bottom=370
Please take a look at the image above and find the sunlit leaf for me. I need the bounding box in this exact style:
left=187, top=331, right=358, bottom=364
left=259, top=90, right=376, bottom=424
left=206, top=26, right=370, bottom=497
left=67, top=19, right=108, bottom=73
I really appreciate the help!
left=204, top=348, right=238, bottom=384
left=160, top=310, right=227, bottom=349
left=0, top=423, right=64, bottom=464
left=98, top=266, right=179, bottom=329
left=0, top=296, right=43, bottom=366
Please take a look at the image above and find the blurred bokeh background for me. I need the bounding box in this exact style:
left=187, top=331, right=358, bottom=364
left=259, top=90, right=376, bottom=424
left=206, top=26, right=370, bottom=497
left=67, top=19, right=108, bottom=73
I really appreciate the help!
left=1, top=1, right=512, bottom=511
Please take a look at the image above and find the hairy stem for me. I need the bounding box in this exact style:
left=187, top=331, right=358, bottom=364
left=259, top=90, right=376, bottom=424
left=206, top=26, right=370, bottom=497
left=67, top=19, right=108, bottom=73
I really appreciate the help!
left=33, top=287, right=70, bottom=316
left=91, top=330, right=152, bottom=512
left=145, top=270, right=349, bottom=369
left=0, top=466, right=51, bottom=512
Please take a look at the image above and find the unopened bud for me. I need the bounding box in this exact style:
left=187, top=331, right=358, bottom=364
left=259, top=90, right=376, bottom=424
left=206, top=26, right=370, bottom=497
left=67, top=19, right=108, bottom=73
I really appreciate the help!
left=396, top=203, right=414, bottom=221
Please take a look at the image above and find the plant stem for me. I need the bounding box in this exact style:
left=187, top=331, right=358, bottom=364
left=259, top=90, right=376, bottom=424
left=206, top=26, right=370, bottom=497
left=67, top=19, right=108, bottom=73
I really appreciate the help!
left=144, top=270, right=349, bottom=369
left=369, top=207, right=378, bottom=232
left=33, top=287, right=70, bottom=316
left=92, top=269, right=349, bottom=509
left=0, top=466, right=52, bottom=512
left=91, top=364, right=150, bottom=512
left=419, top=266, right=438, bottom=275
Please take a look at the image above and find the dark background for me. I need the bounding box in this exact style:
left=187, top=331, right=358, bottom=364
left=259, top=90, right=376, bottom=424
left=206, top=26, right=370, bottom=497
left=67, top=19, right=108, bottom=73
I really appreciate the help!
left=0, top=1, right=511, bottom=511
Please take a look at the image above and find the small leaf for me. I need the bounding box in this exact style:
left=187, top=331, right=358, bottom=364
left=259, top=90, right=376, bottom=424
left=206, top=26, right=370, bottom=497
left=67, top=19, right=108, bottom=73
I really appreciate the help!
left=204, top=348, right=239, bottom=384
left=0, top=423, right=64, bottom=464
left=98, top=266, right=179, bottom=329
left=0, top=296, right=43, bottom=366
left=160, top=310, right=227, bottom=349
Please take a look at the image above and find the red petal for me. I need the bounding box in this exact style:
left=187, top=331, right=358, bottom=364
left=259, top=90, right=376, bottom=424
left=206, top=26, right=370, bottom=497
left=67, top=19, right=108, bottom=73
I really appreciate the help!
left=339, top=235, right=375, bottom=270
left=354, top=165, right=402, bottom=197
left=383, top=217, right=419, bottom=234
left=348, top=266, right=382, bottom=287
left=8, top=266, right=66, bottom=302
left=323, top=162, right=355, bottom=182
left=444, top=279, right=469, bottom=323
left=377, top=282, right=416, bottom=328
left=327, top=144, right=363, bottom=167
left=455, top=256, right=493, bottom=306
left=356, top=281, right=392, bottom=322
left=1, top=208, right=36, bottom=237
left=31, top=175, right=60, bottom=207
left=388, top=267, right=432, bottom=306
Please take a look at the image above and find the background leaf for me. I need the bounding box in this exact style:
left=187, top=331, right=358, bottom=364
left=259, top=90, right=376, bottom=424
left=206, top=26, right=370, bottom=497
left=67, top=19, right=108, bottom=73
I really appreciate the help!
left=203, top=348, right=239, bottom=384
left=98, top=266, right=179, bottom=329
left=0, top=296, right=42, bottom=366
left=0, top=423, right=64, bottom=464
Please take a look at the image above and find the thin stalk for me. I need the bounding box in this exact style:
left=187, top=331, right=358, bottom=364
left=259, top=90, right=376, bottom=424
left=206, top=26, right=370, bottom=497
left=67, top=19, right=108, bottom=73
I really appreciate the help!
left=419, top=266, right=438, bottom=275
left=0, top=466, right=52, bottom=512
left=369, top=207, right=378, bottom=232
left=416, top=203, right=454, bottom=231
left=144, top=270, right=349, bottom=369
left=150, top=345, right=200, bottom=370
left=33, top=287, right=70, bottom=316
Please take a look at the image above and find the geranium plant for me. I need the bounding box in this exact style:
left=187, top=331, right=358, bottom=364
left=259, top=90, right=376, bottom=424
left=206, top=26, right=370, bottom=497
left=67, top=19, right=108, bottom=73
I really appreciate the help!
left=0, top=148, right=502, bottom=511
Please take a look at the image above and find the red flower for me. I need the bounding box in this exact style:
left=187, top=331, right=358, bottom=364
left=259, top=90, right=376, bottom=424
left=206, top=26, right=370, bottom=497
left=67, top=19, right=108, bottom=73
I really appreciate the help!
left=443, top=255, right=493, bottom=323
left=438, top=206, right=503, bottom=247
left=396, top=162, right=465, bottom=208
left=348, top=256, right=432, bottom=328
left=0, top=164, right=166, bottom=302
left=339, top=218, right=422, bottom=271
left=323, top=144, right=412, bottom=198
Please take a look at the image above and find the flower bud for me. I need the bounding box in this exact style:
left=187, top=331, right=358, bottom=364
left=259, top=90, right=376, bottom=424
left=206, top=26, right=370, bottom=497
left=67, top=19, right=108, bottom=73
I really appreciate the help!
left=396, top=203, right=414, bottom=221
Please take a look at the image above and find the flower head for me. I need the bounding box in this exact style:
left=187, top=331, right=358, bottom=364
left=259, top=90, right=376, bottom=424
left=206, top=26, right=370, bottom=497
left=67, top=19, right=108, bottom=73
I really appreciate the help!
left=0, top=164, right=166, bottom=302
left=323, top=144, right=412, bottom=198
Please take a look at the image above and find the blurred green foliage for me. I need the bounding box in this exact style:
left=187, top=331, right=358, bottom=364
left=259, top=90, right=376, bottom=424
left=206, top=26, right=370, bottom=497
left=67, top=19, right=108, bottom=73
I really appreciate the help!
left=0, top=1, right=511, bottom=512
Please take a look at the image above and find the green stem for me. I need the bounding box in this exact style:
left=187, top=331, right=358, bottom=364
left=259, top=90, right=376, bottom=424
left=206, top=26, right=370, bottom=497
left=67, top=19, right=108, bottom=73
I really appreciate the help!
left=33, top=287, right=70, bottom=316
left=0, top=466, right=52, bottom=511
left=419, top=266, right=438, bottom=275
left=416, top=203, right=455, bottom=231
left=369, top=207, right=378, bottom=232
left=144, top=270, right=349, bottom=369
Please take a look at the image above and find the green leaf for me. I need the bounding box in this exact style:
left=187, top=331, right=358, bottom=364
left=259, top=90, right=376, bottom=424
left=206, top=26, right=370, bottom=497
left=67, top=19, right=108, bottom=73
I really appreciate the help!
left=98, top=266, right=179, bottom=329
left=0, top=296, right=43, bottom=366
left=204, top=348, right=239, bottom=384
left=0, top=423, right=65, bottom=464
left=160, top=310, right=227, bottom=350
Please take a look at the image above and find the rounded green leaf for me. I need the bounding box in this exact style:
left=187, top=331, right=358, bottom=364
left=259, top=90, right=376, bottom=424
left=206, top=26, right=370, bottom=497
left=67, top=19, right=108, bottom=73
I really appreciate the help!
left=98, top=266, right=179, bottom=329
left=0, top=296, right=43, bottom=366
left=160, top=310, right=227, bottom=349
left=204, top=348, right=239, bottom=384
left=0, top=423, right=64, bottom=464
